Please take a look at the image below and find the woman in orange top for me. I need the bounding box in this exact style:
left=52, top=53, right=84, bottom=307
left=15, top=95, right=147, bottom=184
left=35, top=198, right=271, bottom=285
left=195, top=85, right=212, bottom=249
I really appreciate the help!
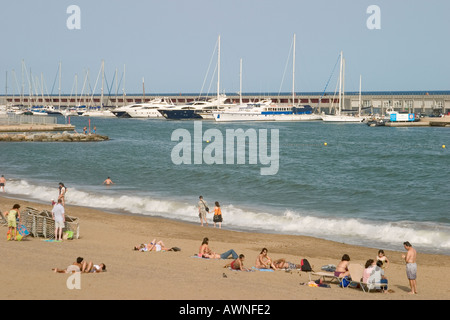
left=213, top=201, right=223, bottom=229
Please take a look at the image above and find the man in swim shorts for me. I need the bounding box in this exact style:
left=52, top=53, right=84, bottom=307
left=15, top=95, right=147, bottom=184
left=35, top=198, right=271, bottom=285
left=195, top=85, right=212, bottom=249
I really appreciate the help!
left=0, top=175, right=6, bottom=192
left=402, top=241, right=417, bottom=294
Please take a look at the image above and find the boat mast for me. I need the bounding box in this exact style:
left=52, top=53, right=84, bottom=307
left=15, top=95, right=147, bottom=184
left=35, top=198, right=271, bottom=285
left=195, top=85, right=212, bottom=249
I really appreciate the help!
left=58, top=61, right=62, bottom=109
left=292, top=33, right=296, bottom=106
left=122, top=64, right=126, bottom=107
left=100, top=59, right=104, bottom=108
left=239, top=58, right=243, bottom=105
left=217, top=35, right=221, bottom=107
left=338, top=51, right=343, bottom=116
left=359, top=74, right=362, bottom=116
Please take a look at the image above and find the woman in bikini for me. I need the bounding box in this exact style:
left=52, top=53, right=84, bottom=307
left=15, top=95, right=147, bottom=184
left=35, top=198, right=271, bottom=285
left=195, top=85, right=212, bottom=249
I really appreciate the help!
left=134, top=239, right=170, bottom=252
left=273, top=258, right=301, bottom=270
left=335, top=254, right=351, bottom=277
left=255, top=248, right=278, bottom=270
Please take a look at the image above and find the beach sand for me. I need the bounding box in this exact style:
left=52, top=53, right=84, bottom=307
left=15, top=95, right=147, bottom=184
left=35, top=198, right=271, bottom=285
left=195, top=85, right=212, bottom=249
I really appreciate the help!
left=0, top=195, right=449, bottom=301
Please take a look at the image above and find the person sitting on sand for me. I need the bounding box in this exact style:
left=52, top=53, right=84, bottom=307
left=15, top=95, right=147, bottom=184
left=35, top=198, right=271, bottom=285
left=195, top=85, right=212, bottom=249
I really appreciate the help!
left=255, top=248, right=278, bottom=270
left=335, top=254, right=351, bottom=277
left=134, top=239, right=170, bottom=252
left=224, top=254, right=250, bottom=271
left=273, top=258, right=301, bottom=270
left=198, top=237, right=238, bottom=259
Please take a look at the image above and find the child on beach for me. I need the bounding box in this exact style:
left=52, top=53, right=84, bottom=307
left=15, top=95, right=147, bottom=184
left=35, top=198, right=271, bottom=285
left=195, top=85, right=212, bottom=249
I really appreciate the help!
left=5, top=204, right=21, bottom=241
left=376, top=249, right=390, bottom=269
left=213, top=201, right=223, bottom=229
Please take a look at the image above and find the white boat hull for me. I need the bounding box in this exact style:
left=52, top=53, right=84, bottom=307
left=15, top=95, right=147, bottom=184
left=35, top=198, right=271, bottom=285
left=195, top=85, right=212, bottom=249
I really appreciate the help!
left=81, top=110, right=116, bottom=117
left=321, top=115, right=364, bottom=122
left=213, top=112, right=322, bottom=122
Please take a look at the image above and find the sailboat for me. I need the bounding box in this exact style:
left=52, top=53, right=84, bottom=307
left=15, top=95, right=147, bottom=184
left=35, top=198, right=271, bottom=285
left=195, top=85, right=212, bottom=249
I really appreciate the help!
left=213, top=34, right=321, bottom=122
left=81, top=60, right=115, bottom=117
left=322, top=52, right=364, bottom=123
left=158, top=35, right=235, bottom=120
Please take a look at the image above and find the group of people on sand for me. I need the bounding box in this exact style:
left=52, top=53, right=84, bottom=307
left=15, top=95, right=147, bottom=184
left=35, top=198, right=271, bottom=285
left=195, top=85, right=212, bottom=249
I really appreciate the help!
left=334, top=243, right=418, bottom=294
left=53, top=257, right=106, bottom=274
left=197, top=238, right=299, bottom=272
left=197, top=196, right=223, bottom=228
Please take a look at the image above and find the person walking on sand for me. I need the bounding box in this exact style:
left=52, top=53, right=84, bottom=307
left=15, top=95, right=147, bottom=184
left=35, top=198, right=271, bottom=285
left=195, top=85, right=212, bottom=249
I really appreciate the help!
left=52, top=198, right=65, bottom=241
left=5, top=204, right=20, bottom=241
left=402, top=241, right=417, bottom=294
left=0, top=175, right=6, bottom=192
left=58, top=182, right=66, bottom=206
left=198, top=196, right=209, bottom=227
left=103, top=177, right=114, bottom=185
left=213, top=201, right=223, bottom=229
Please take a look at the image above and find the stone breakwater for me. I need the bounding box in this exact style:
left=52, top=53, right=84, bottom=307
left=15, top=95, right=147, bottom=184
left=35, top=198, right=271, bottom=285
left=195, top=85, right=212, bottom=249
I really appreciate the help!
left=0, top=132, right=109, bottom=142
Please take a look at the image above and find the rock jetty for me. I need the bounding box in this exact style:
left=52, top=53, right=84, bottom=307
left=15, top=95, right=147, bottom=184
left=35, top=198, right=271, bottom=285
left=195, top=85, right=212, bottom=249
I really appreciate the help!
left=0, top=132, right=109, bottom=142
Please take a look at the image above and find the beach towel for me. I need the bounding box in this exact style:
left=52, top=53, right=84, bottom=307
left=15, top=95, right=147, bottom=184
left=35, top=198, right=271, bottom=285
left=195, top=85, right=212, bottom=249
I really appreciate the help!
left=43, top=239, right=62, bottom=243
left=252, top=267, right=274, bottom=272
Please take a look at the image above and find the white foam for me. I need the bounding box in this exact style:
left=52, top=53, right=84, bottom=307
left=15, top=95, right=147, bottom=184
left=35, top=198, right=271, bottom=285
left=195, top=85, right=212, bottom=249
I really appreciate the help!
left=6, top=179, right=450, bottom=255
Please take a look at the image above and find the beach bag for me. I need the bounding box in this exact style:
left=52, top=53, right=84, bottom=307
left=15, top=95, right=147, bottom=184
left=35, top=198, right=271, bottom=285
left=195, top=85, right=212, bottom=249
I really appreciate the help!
left=300, top=259, right=312, bottom=272
left=339, top=276, right=350, bottom=288
left=63, top=230, right=74, bottom=240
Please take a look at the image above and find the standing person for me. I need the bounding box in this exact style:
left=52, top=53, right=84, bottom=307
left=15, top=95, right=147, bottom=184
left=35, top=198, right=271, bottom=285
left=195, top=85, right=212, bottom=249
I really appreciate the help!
left=83, top=126, right=87, bottom=134
left=58, top=182, right=66, bottom=206
left=103, top=177, right=114, bottom=185
left=197, top=196, right=209, bottom=227
left=402, top=241, right=417, bottom=294
left=213, top=201, right=223, bottom=229
left=5, top=204, right=20, bottom=241
left=0, top=175, right=6, bottom=192
left=52, top=198, right=65, bottom=241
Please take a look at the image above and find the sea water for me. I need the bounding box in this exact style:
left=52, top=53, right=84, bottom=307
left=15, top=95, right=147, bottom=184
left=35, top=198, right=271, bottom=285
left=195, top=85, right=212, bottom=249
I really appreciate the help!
left=1, top=116, right=449, bottom=255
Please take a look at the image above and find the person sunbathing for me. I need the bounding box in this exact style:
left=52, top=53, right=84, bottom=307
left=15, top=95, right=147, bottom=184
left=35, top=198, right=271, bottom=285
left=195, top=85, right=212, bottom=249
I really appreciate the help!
left=134, top=239, right=170, bottom=252
left=224, top=254, right=250, bottom=271
left=82, top=261, right=106, bottom=273
left=335, top=254, right=351, bottom=277
left=198, top=237, right=238, bottom=259
left=52, top=257, right=84, bottom=273
left=273, top=258, right=301, bottom=270
left=255, top=248, right=278, bottom=270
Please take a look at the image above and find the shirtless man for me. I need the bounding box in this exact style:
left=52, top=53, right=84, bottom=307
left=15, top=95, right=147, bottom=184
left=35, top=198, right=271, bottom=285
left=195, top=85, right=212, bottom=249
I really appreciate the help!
left=402, top=241, right=417, bottom=294
left=225, top=254, right=250, bottom=271
left=103, top=177, right=114, bottom=185
left=0, top=175, right=6, bottom=192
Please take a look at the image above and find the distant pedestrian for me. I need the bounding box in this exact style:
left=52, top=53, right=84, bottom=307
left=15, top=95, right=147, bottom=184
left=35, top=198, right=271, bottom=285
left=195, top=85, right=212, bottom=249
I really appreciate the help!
left=58, top=182, right=67, bottom=206
left=213, top=201, right=223, bottom=229
left=5, top=204, right=21, bottom=241
left=0, top=175, right=6, bottom=192
left=52, top=198, right=65, bottom=241
left=83, top=126, right=87, bottom=134
left=402, top=241, right=417, bottom=294
left=198, top=196, right=209, bottom=227
left=93, top=126, right=97, bottom=134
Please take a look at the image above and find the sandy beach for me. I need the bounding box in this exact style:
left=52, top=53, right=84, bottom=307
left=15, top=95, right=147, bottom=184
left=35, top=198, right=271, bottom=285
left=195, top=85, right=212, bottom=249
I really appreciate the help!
left=0, top=195, right=449, bottom=301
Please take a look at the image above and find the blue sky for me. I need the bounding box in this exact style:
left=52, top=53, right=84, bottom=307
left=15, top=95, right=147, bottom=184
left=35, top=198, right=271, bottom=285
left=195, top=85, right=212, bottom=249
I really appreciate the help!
left=1, top=0, right=449, bottom=95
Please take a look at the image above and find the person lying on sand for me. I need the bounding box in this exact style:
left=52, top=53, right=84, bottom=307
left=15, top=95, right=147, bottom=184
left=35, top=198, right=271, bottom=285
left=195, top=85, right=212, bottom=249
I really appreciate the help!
left=198, top=237, right=238, bottom=259
left=82, top=261, right=106, bottom=273
left=134, top=239, right=181, bottom=252
left=224, top=254, right=250, bottom=271
left=52, top=257, right=84, bottom=273
left=273, top=258, right=301, bottom=270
